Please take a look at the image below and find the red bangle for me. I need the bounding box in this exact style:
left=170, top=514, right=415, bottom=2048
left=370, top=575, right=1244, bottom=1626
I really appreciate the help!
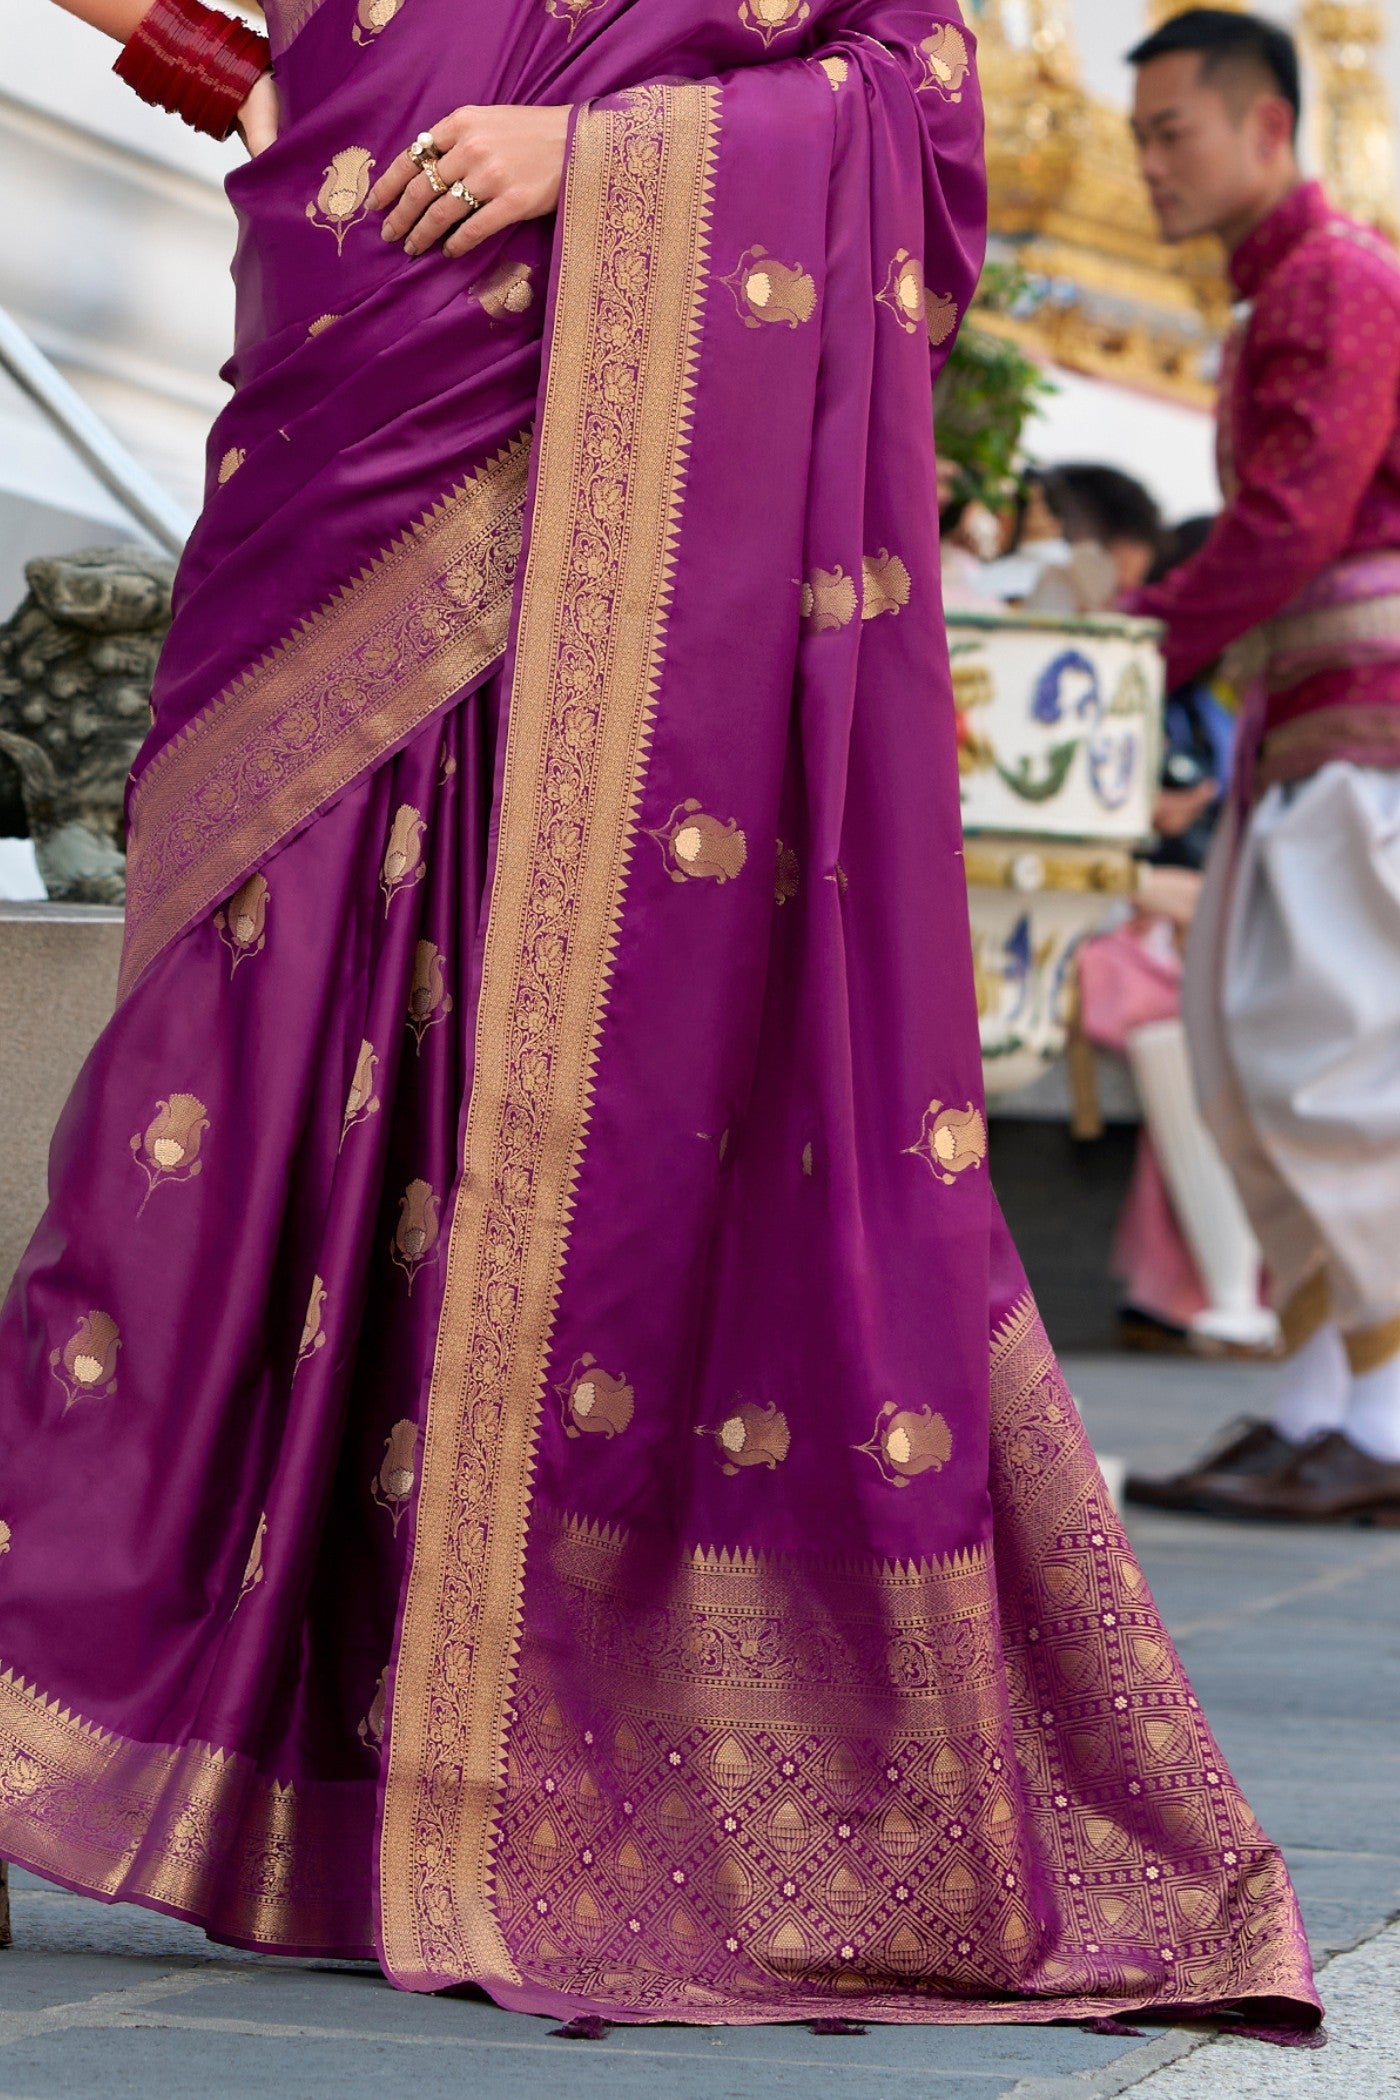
left=114, top=0, right=270, bottom=143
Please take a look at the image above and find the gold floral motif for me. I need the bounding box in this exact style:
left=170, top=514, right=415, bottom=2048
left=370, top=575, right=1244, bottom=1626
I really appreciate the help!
left=699, top=1401, right=791, bottom=1474
left=305, top=147, right=376, bottom=254
left=862, top=550, right=912, bottom=622
left=925, top=289, right=960, bottom=348
left=297, top=1275, right=328, bottom=1368
left=819, top=54, right=848, bottom=89
left=652, top=801, right=748, bottom=884
left=855, top=1401, right=953, bottom=1486
left=439, top=749, right=458, bottom=787
left=801, top=1140, right=814, bottom=1176
left=722, top=245, right=817, bottom=329
left=359, top=1667, right=388, bottom=1750
left=372, top=1420, right=419, bottom=1534
left=738, top=0, right=809, bottom=44
left=307, top=313, right=341, bottom=336
left=390, top=1178, right=440, bottom=1292
left=774, top=840, right=800, bottom=905
left=801, top=566, right=858, bottom=632
left=878, top=249, right=927, bottom=336
left=49, top=1311, right=120, bottom=1413
left=215, top=871, right=270, bottom=974
left=236, top=1512, right=266, bottom=1609
left=919, top=22, right=971, bottom=99
left=545, top=0, right=604, bottom=30
left=559, top=1354, right=635, bottom=1440
left=907, top=1099, right=988, bottom=1185
left=341, top=1039, right=381, bottom=1144
left=476, top=260, right=536, bottom=319
left=406, top=941, right=453, bottom=1051
left=217, top=447, right=245, bottom=485
left=0, top=1520, right=10, bottom=1557
left=381, top=804, right=426, bottom=912
left=129, top=1093, right=210, bottom=1211
left=352, top=0, right=404, bottom=41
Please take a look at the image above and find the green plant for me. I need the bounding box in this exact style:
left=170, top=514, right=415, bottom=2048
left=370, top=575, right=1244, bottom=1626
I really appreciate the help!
left=934, top=263, right=1056, bottom=512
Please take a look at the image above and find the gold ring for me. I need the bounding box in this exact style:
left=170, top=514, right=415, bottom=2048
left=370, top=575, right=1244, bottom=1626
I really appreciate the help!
left=448, top=180, right=480, bottom=214
left=408, top=131, right=440, bottom=170
left=424, top=161, right=450, bottom=195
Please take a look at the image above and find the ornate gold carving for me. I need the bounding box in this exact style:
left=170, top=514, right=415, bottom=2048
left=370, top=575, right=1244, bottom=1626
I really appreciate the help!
left=372, top=1420, right=419, bottom=1533
left=774, top=840, right=800, bottom=905
left=861, top=550, right=912, bottom=622
left=476, top=260, right=536, bottom=319
left=389, top=1179, right=440, bottom=1293
left=1301, top=2, right=1399, bottom=240
left=352, top=0, right=405, bottom=42
left=381, top=804, right=427, bottom=912
left=236, top=1512, right=267, bottom=1608
left=699, top=1401, right=791, bottom=1473
left=130, top=1094, right=209, bottom=1210
left=306, top=148, right=376, bottom=254
left=855, top=1402, right=953, bottom=1486
left=801, top=566, right=858, bottom=632
left=406, top=942, right=453, bottom=1051
left=217, top=448, right=245, bottom=485
left=907, top=1100, right=988, bottom=1185
left=919, top=22, right=971, bottom=100
left=341, top=1040, right=381, bottom=1143
left=723, top=246, right=817, bottom=329
left=560, top=1356, right=636, bottom=1440
left=215, top=872, right=270, bottom=975
left=738, top=0, right=808, bottom=45
left=379, top=83, right=720, bottom=1994
left=49, top=1312, right=120, bottom=1413
left=297, top=1275, right=328, bottom=1368
left=122, top=436, right=528, bottom=999
left=652, top=801, right=748, bottom=884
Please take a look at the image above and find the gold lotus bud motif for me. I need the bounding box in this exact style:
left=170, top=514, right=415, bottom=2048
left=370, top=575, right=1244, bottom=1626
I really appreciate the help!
left=130, top=1093, right=210, bottom=1210
left=908, top=1099, right=988, bottom=1186
left=381, top=804, right=427, bottom=911
left=342, top=1039, right=381, bottom=1142
left=306, top=147, right=376, bottom=254
left=298, top=1275, right=328, bottom=1367
left=724, top=245, right=817, bottom=329
left=739, top=0, right=809, bottom=42
left=801, top=566, right=858, bottom=632
left=919, top=22, right=970, bottom=100
left=701, top=1401, right=791, bottom=1474
left=477, top=260, right=536, bottom=319
left=856, top=1401, right=953, bottom=1487
left=352, top=0, right=404, bottom=42
left=359, top=1666, right=388, bottom=1749
left=216, top=871, right=270, bottom=972
left=50, top=1310, right=121, bottom=1412
left=407, top=941, right=453, bottom=1050
left=560, top=1354, right=635, bottom=1439
left=390, top=1177, right=441, bottom=1290
left=878, top=249, right=927, bottom=336
left=862, top=550, right=912, bottom=622
left=774, top=840, right=800, bottom=905
left=654, top=800, right=748, bottom=884
left=819, top=55, right=848, bottom=90
left=217, top=447, right=245, bottom=485
left=372, top=1418, right=419, bottom=1532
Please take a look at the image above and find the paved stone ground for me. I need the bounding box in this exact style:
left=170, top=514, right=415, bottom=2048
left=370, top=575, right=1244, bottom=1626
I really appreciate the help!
left=1, top=1354, right=1396, bottom=2100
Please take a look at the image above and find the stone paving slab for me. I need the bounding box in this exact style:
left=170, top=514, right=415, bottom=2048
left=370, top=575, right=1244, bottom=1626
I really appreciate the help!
left=1, top=1353, right=1396, bottom=2098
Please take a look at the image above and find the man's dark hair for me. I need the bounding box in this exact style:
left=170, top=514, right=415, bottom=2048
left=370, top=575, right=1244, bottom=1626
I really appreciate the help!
left=1041, top=465, right=1164, bottom=553
left=1127, top=9, right=1301, bottom=140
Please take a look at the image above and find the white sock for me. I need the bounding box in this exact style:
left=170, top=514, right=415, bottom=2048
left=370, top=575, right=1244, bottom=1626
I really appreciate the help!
left=1344, top=1353, right=1400, bottom=1464
left=1268, top=1322, right=1350, bottom=1445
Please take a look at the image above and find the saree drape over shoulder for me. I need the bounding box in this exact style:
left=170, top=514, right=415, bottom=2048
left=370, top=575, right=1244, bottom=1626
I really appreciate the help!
left=0, top=0, right=1318, bottom=2028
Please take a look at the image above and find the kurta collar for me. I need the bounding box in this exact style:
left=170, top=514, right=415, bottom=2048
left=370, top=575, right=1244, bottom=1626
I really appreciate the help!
left=1229, top=180, right=1330, bottom=301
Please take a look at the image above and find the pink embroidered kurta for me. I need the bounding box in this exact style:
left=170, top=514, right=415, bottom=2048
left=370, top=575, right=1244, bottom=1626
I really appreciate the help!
left=1129, top=181, right=1400, bottom=778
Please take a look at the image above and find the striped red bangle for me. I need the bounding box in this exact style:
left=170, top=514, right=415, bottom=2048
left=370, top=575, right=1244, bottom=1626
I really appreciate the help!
left=114, top=0, right=270, bottom=142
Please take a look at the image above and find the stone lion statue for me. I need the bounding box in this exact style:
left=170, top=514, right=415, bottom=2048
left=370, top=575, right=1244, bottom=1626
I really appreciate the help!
left=0, top=544, right=176, bottom=905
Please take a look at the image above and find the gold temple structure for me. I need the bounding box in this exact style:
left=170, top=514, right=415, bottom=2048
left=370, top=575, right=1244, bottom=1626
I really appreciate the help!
left=970, top=0, right=1400, bottom=406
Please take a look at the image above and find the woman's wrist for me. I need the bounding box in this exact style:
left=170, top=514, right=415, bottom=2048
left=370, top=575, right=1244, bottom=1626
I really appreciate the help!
left=114, top=0, right=271, bottom=141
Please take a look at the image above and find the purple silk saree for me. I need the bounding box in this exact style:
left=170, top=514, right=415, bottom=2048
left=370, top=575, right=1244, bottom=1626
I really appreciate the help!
left=0, top=0, right=1318, bottom=2028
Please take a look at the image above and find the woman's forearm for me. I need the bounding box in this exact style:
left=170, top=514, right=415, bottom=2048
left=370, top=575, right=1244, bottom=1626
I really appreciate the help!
left=49, top=0, right=153, bottom=45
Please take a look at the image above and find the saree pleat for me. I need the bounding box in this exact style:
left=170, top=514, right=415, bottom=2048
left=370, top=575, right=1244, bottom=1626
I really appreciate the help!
left=0, top=0, right=1318, bottom=2028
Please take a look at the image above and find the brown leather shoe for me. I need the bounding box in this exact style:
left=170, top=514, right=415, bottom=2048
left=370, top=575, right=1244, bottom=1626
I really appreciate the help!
left=1124, top=1418, right=1296, bottom=1513
left=1192, top=1431, right=1400, bottom=1525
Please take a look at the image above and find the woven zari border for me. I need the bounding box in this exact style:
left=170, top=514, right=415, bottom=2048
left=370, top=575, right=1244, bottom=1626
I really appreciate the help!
left=378, top=84, right=721, bottom=1991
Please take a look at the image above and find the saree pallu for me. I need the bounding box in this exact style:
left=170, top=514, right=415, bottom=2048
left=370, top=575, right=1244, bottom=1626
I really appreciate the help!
left=0, top=0, right=1318, bottom=2027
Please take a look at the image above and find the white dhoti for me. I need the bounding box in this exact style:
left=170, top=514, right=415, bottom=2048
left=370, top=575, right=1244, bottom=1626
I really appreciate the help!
left=1183, top=761, right=1400, bottom=1367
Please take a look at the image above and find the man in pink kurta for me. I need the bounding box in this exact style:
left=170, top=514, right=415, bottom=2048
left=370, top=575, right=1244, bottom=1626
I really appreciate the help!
left=1121, top=10, right=1400, bottom=1523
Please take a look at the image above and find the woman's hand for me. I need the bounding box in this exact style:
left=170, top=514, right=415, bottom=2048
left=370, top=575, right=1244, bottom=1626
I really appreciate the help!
left=368, top=104, right=571, bottom=259
left=236, top=68, right=279, bottom=156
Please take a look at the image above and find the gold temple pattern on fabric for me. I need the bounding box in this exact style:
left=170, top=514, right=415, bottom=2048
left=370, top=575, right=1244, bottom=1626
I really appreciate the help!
left=475, top=1296, right=1312, bottom=2021
left=120, top=434, right=530, bottom=998
left=378, top=83, right=721, bottom=1993
left=0, top=1667, right=373, bottom=1954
